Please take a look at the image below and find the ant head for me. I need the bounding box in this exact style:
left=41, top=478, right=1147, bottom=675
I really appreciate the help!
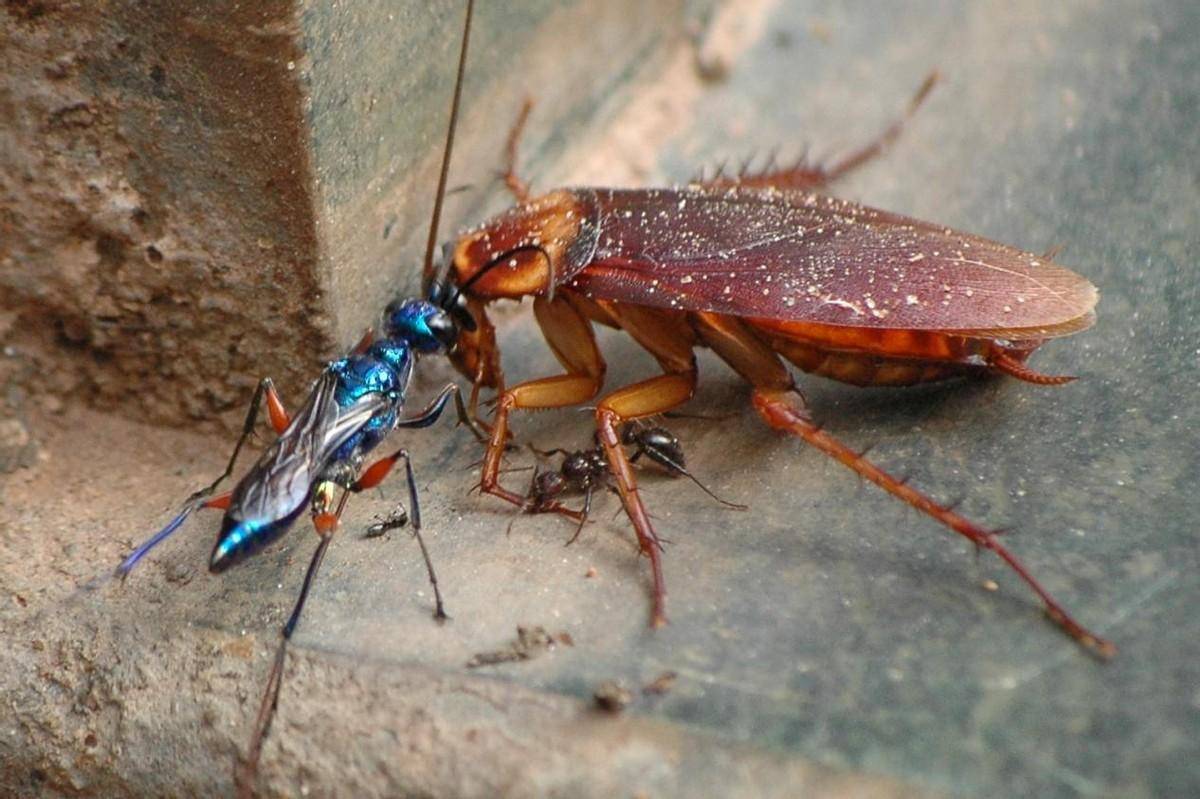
left=533, top=469, right=567, bottom=500
left=383, top=298, right=457, bottom=352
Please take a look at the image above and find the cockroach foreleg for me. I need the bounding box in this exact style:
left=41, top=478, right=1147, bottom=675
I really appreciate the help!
left=480, top=296, right=603, bottom=517
left=452, top=296, right=505, bottom=434
left=502, top=97, right=533, bottom=202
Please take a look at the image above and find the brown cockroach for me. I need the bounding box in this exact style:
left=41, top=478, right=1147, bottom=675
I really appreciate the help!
left=421, top=42, right=1111, bottom=657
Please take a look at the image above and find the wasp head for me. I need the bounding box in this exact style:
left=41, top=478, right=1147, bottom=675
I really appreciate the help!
left=383, top=297, right=460, bottom=352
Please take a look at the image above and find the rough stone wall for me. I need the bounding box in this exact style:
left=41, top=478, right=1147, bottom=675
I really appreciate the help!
left=1, top=0, right=325, bottom=426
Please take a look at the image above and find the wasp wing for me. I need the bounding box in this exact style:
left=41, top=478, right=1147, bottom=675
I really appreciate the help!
left=229, top=370, right=388, bottom=524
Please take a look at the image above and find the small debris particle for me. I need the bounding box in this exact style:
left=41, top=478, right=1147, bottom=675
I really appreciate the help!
left=642, top=671, right=678, bottom=696
left=807, top=19, right=832, bottom=44
left=585, top=566, right=597, bottom=579
left=466, top=625, right=568, bottom=668
left=593, top=680, right=633, bottom=713
left=982, top=579, right=999, bottom=592
left=0, top=418, right=38, bottom=474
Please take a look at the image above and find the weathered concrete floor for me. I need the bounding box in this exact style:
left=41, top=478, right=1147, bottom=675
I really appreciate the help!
left=5, top=0, right=1200, bottom=797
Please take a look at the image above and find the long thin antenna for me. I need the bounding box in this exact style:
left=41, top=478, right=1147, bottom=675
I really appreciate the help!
left=422, top=0, right=475, bottom=284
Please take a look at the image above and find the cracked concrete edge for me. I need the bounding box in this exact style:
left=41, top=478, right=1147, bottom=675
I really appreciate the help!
left=0, top=0, right=700, bottom=429
left=0, top=608, right=932, bottom=799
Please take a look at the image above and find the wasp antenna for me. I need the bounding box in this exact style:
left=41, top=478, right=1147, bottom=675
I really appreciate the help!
left=423, top=0, right=475, bottom=286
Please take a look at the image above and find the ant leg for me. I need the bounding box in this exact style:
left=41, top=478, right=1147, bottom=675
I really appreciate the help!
left=690, top=312, right=1115, bottom=659
left=480, top=296, right=603, bottom=520
left=564, top=485, right=594, bottom=546
left=118, top=378, right=289, bottom=577
left=705, top=70, right=938, bottom=191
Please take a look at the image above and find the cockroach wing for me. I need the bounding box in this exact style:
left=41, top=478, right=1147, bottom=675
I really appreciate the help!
left=230, top=370, right=388, bottom=524
left=566, top=187, right=1097, bottom=339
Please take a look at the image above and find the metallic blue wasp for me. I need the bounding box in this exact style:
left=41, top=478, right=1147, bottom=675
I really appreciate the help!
left=119, top=297, right=465, bottom=587
left=115, top=1, right=485, bottom=791
left=117, top=296, right=481, bottom=788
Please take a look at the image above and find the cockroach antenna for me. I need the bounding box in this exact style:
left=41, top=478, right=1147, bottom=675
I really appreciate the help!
left=423, top=0, right=475, bottom=289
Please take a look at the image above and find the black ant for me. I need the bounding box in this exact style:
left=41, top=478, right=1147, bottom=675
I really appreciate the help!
left=518, top=423, right=746, bottom=544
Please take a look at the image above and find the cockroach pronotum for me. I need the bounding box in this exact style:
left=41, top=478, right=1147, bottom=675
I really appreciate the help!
left=422, top=49, right=1113, bottom=657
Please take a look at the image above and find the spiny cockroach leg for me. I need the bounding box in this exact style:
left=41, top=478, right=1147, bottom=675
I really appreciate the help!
left=751, top=387, right=1115, bottom=659
left=503, top=98, right=533, bottom=202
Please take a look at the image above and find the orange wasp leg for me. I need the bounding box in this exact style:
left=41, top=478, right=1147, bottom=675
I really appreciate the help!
left=481, top=295, right=604, bottom=517
left=691, top=312, right=1115, bottom=659
left=238, top=487, right=350, bottom=799
left=240, top=384, right=459, bottom=797
left=115, top=379, right=289, bottom=580
left=192, top=377, right=290, bottom=505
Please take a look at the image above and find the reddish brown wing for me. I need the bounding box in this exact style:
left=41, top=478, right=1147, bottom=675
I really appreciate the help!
left=564, top=187, right=1097, bottom=339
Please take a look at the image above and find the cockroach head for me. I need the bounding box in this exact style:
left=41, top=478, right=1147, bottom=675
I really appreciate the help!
left=383, top=298, right=459, bottom=352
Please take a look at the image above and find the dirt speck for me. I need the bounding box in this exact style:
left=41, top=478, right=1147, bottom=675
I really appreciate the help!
left=593, top=680, right=632, bottom=713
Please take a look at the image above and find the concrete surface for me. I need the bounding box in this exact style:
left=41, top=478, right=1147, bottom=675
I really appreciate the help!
left=0, top=0, right=687, bottom=425
left=4, top=0, right=1199, bottom=797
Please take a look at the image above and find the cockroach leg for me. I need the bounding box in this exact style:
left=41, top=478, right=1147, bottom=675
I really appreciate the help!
left=706, top=69, right=938, bottom=192
left=480, top=296, right=602, bottom=519
left=692, top=311, right=1112, bottom=657
left=503, top=98, right=534, bottom=202
left=818, top=69, right=939, bottom=184
left=752, top=387, right=1114, bottom=659
left=594, top=372, right=697, bottom=627
left=988, top=351, right=1076, bottom=385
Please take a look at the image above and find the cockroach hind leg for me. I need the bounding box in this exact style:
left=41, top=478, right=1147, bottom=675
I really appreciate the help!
left=750, top=387, right=1115, bottom=658
left=990, top=352, right=1077, bottom=385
